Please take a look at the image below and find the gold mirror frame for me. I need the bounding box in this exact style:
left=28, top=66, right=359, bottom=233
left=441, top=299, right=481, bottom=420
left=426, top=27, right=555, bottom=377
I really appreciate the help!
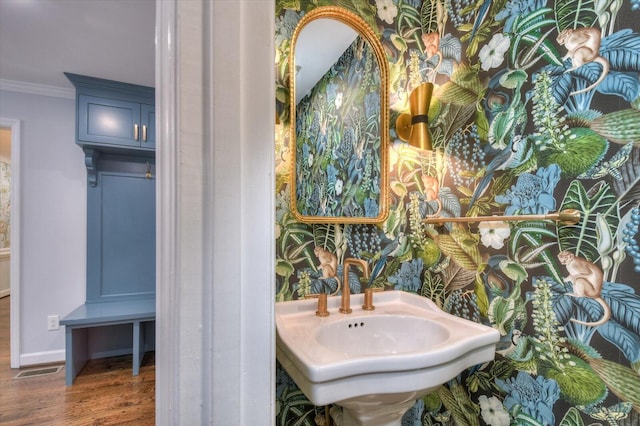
left=289, top=6, right=389, bottom=224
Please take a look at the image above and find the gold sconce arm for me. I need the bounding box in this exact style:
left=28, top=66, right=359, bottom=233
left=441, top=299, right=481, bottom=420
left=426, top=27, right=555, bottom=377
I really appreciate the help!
left=422, top=209, right=581, bottom=226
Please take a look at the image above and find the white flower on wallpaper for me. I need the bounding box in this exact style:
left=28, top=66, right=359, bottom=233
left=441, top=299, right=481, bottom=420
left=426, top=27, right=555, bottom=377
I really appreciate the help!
left=375, top=0, right=398, bottom=25
left=0, top=161, right=10, bottom=248
left=479, top=220, right=511, bottom=249
left=479, top=33, right=510, bottom=71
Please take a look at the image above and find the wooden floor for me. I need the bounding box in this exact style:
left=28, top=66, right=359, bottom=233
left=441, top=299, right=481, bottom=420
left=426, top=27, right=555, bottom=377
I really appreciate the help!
left=0, top=296, right=155, bottom=425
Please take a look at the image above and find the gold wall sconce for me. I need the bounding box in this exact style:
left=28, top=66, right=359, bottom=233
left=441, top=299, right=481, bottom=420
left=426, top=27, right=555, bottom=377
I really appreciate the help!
left=422, top=209, right=582, bottom=225
left=396, top=82, right=434, bottom=151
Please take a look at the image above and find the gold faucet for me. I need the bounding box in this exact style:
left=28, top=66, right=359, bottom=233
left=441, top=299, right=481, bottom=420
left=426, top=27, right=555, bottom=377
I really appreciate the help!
left=304, top=293, right=329, bottom=317
left=340, top=258, right=370, bottom=314
left=362, top=287, right=384, bottom=310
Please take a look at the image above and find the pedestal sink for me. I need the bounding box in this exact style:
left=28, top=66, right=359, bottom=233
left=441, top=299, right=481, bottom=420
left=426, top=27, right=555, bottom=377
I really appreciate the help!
left=275, top=290, right=500, bottom=426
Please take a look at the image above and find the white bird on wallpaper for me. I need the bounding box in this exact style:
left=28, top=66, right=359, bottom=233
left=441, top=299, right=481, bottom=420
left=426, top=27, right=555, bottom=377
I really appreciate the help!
left=368, top=232, right=408, bottom=287
left=468, top=134, right=527, bottom=209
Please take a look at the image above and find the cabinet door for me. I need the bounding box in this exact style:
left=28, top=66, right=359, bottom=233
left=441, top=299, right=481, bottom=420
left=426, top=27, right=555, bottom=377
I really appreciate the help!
left=79, top=95, right=141, bottom=148
left=140, top=104, right=155, bottom=149
left=86, top=171, right=156, bottom=302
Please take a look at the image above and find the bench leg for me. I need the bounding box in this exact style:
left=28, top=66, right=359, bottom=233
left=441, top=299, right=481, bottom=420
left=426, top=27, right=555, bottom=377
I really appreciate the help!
left=132, top=320, right=145, bottom=375
left=65, top=327, right=88, bottom=386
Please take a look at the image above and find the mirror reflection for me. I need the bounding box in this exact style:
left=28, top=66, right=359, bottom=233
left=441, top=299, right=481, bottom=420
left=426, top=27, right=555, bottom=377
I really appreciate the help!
left=290, top=7, right=389, bottom=224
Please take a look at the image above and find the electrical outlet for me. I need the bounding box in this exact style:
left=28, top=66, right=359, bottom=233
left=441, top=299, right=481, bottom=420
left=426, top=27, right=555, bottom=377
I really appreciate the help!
left=47, top=315, right=60, bottom=331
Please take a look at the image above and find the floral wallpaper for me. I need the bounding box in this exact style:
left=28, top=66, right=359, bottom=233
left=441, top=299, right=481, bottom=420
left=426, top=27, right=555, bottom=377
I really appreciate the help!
left=275, top=0, right=640, bottom=425
left=295, top=36, right=383, bottom=218
left=0, top=161, right=10, bottom=248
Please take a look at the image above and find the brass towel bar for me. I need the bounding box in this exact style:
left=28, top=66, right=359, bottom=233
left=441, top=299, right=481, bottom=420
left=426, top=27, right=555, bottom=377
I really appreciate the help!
left=422, top=209, right=581, bottom=225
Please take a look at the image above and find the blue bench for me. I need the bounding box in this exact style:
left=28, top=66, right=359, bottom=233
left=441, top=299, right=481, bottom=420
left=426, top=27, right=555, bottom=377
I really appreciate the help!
left=60, top=298, right=156, bottom=385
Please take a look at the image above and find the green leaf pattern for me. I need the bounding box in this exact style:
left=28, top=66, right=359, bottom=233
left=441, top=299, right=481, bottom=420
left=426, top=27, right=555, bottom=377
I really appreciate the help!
left=275, top=0, right=640, bottom=424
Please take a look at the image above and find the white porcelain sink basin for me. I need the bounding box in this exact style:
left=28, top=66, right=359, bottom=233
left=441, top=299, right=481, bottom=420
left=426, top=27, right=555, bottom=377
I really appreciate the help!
left=276, top=290, right=500, bottom=425
left=315, top=314, right=450, bottom=356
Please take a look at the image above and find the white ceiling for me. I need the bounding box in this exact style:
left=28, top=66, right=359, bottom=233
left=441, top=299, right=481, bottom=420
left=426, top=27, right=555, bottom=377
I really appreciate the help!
left=295, top=18, right=357, bottom=103
left=0, top=0, right=156, bottom=90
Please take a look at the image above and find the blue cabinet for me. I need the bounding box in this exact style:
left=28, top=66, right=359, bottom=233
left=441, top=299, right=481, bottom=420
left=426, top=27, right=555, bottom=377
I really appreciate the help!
left=62, top=74, right=156, bottom=383
left=78, top=95, right=155, bottom=150
left=66, top=72, right=155, bottom=154
left=141, top=104, right=156, bottom=148
left=65, top=73, right=156, bottom=304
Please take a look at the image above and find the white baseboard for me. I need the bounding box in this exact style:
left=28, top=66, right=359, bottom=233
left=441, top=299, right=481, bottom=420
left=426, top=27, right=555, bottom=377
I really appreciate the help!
left=19, top=349, right=65, bottom=366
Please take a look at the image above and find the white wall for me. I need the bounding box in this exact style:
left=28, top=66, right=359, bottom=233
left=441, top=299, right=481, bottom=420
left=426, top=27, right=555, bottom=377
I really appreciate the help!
left=0, top=89, right=86, bottom=364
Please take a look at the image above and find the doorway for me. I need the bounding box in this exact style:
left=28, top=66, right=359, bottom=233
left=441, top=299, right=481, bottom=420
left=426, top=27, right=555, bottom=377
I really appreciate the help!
left=0, top=126, right=10, bottom=298
left=0, top=118, right=21, bottom=368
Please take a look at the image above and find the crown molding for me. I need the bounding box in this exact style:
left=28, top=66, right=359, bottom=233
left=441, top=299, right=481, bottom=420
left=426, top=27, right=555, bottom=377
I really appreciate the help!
left=0, top=79, right=74, bottom=99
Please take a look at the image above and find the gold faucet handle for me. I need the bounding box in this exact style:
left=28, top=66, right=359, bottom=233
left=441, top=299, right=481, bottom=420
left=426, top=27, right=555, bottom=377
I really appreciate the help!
left=362, top=287, right=384, bottom=311
left=304, top=293, right=329, bottom=317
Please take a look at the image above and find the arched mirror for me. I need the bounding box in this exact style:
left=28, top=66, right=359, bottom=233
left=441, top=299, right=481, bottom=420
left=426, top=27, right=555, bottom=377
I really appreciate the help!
left=289, top=6, right=389, bottom=224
